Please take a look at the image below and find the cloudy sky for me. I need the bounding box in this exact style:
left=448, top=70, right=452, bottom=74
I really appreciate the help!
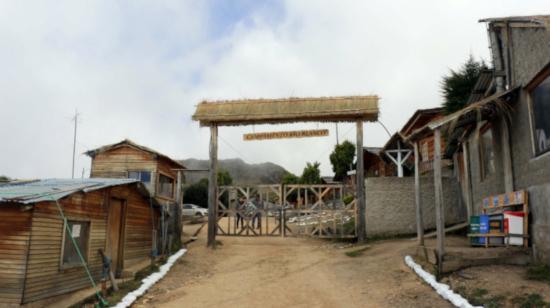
left=0, top=1, right=547, bottom=179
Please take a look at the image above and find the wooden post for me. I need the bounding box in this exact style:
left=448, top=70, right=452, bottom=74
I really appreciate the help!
left=462, top=142, right=473, bottom=218
left=207, top=124, right=218, bottom=248
left=433, top=128, right=445, bottom=274
left=175, top=170, right=183, bottom=247
left=356, top=120, right=367, bottom=242
left=414, top=142, right=424, bottom=246
left=500, top=118, right=514, bottom=193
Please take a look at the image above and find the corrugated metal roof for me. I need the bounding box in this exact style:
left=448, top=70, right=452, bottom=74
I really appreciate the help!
left=0, top=178, right=141, bottom=204
left=364, top=147, right=382, bottom=155
left=479, top=15, right=550, bottom=25
left=466, top=70, right=494, bottom=105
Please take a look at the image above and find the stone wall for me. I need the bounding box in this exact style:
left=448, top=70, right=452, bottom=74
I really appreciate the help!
left=365, top=176, right=466, bottom=237
left=464, top=25, right=550, bottom=263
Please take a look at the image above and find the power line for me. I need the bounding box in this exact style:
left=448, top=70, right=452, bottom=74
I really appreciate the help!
left=313, top=124, right=355, bottom=163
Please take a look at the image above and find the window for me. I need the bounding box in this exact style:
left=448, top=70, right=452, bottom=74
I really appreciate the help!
left=61, top=220, right=90, bottom=268
left=158, top=174, right=174, bottom=198
left=479, top=125, right=496, bottom=180
left=421, top=141, right=429, bottom=162
left=530, top=74, right=550, bottom=156
left=128, top=171, right=152, bottom=183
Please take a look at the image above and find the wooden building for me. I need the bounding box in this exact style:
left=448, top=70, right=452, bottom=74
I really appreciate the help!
left=362, top=147, right=396, bottom=177
left=400, top=108, right=446, bottom=173
left=0, top=178, right=160, bottom=305
left=407, top=15, right=550, bottom=271
left=379, top=133, right=413, bottom=177
left=85, top=139, right=186, bottom=206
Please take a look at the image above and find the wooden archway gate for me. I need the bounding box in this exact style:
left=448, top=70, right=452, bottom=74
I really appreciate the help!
left=192, top=96, right=379, bottom=247
left=216, top=184, right=357, bottom=238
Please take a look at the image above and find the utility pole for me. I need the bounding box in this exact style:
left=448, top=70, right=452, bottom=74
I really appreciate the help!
left=335, top=123, right=339, bottom=145
left=71, top=110, right=79, bottom=179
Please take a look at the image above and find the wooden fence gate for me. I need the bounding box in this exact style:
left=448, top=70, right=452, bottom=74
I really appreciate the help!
left=216, top=184, right=357, bottom=239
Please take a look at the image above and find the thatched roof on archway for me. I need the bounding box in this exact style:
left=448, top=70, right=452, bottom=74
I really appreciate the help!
left=192, top=96, right=379, bottom=126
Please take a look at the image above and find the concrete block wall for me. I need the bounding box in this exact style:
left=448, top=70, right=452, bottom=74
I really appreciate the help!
left=365, top=176, right=466, bottom=237
left=528, top=183, right=550, bottom=263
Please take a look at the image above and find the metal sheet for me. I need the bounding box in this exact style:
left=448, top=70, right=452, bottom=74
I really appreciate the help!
left=0, top=178, right=140, bottom=204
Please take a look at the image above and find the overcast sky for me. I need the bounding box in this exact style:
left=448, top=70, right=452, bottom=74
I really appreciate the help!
left=0, top=1, right=548, bottom=179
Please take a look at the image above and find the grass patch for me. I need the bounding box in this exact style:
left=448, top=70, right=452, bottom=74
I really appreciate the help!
left=366, top=233, right=415, bottom=243
left=511, top=293, right=550, bottom=308
left=527, top=264, right=550, bottom=282
left=135, top=263, right=159, bottom=281
left=345, top=246, right=370, bottom=257
left=71, top=261, right=165, bottom=307
left=105, top=279, right=142, bottom=304
left=455, top=287, right=505, bottom=308
left=342, top=218, right=355, bottom=235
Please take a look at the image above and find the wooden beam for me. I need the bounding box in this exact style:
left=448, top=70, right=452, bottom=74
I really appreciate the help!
left=462, top=142, right=473, bottom=218
left=175, top=170, right=183, bottom=247
left=414, top=142, right=424, bottom=246
left=500, top=119, right=514, bottom=192
left=433, top=128, right=445, bottom=274
left=207, top=124, right=218, bottom=248
left=356, top=120, right=367, bottom=241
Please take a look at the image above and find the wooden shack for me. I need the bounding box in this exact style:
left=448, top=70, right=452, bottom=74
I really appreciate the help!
left=85, top=139, right=186, bottom=205
left=362, top=147, right=396, bottom=177
left=400, top=108, right=446, bottom=173
left=0, top=178, right=160, bottom=305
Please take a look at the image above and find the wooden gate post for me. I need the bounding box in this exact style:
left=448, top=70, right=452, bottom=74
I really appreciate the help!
left=414, top=142, right=424, bottom=246
left=175, top=170, right=183, bottom=247
left=207, top=124, right=218, bottom=248
left=356, top=120, right=367, bottom=242
left=433, top=128, right=445, bottom=273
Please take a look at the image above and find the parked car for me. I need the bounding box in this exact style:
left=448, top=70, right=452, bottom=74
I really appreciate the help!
left=182, top=203, right=208, bottom=217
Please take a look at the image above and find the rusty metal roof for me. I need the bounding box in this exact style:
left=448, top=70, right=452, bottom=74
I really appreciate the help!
left=0, top=178, right=143, bottom=204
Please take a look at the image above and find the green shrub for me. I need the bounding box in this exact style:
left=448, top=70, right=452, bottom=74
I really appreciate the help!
left=526, top=264, right=550, bottom=282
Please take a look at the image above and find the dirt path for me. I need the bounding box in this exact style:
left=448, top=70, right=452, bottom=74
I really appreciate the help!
left=134, top=228, right=449, bottom=308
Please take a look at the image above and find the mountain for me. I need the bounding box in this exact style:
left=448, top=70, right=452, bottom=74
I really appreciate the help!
left=179, top=158, right=289, bottom=185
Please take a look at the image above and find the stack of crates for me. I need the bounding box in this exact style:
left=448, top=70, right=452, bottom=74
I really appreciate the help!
left=489, top=214, right=504, bottom=245
left=469, top=216, right=481, bottom=245
left=479, top=215, right=489, bottom=245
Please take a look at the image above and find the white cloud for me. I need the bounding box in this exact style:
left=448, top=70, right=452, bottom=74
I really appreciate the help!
left=0, top=1, right=548, bottom=178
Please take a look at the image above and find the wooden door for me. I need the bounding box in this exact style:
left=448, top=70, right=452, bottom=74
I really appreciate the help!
left=107, top=198, right=125, bottom=276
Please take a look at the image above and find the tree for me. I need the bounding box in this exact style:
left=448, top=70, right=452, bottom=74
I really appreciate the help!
left=182, top=178, right=209, bottom=208
left=300, top=162, right=322, bottom=184
left=281, top=172, right=299, bottom=185
left=329, top=140, right=356, bottom=181
left=217, top=169, right=233, bottom=186
left=182, top=170, right=233, bottom=208
left=0, top=175, right=9, bottom=182
left=441, top=55, right=488, bottom=114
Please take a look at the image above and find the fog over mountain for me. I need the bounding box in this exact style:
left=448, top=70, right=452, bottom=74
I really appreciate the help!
left=180, top=158, right=289, bottom=185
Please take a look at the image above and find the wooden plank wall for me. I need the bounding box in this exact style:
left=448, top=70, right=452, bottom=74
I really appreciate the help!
left=0, top=204, right=31, bottom=305
left=22, top=191, right=106, bottom=304
left=110, top=185, right=157, bottom=268
left=20, top=184, right=158, bottom=304
left=419, top=135, right=447, bottom=162
left=90, top=146, right=158, bottom=180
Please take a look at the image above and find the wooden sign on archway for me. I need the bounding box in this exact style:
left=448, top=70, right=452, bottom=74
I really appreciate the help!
left=192, top=96, right=379, bottom=247
left=243, top=129, right=329, bottom=141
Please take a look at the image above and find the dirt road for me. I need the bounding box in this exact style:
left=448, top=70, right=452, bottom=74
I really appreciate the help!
left=135, top=228, right=449, bottom=308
